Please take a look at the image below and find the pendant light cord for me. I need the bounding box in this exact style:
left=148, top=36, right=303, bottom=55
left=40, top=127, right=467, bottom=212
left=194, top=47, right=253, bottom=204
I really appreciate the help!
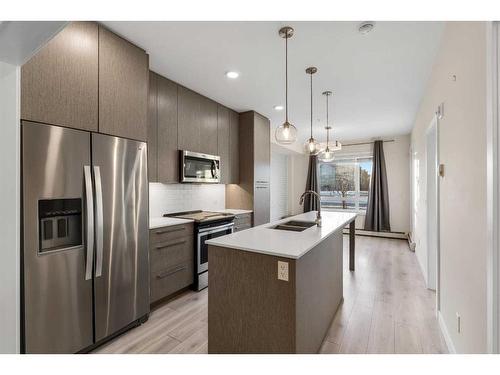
left=310, top=72, right=313, bottom=139
left=285, top=33, right=288, bottom=123
left=326, top=94, right=330, bottom=147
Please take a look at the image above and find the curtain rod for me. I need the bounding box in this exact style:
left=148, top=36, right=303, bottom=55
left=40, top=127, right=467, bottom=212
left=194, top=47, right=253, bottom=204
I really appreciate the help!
left=341, top=139, right=395, bottom=147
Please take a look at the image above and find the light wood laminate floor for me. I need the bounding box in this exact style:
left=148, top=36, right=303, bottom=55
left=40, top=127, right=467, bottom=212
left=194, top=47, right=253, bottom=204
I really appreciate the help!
left=94, top=236, right=448, bottom=354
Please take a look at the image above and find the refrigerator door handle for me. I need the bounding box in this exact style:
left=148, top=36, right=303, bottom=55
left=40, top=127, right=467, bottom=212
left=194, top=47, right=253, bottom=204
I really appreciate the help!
left=84, top=166, right=94, bottom=281
left=94, top=166, right=104, bottom=278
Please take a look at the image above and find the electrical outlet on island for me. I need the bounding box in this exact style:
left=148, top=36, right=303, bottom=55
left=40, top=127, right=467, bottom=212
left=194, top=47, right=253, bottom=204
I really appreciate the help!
left=277, top=261, right=289, bottom=281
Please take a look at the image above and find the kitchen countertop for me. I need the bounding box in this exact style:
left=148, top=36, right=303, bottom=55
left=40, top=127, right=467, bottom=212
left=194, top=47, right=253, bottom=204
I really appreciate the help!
left=149, top=217, right=194, bottom=229
left=205, top=211, right=356, bottom=259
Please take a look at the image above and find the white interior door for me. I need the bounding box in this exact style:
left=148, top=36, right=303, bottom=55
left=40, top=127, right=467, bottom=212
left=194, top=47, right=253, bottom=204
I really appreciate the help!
left=426, top=117, right=439, bottom=292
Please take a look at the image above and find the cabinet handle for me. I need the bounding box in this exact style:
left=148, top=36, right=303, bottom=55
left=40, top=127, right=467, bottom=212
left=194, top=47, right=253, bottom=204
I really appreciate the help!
left=155, top=239, right=187, bottom=250
left=156, top=265, right=187, bottom=279
left=155, top=226, right=186, bottom=235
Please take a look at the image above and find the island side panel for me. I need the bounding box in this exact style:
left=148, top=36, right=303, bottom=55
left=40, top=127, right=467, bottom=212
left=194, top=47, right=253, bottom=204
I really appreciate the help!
left=208, top=245, right=296, bottom=353
left=295, top=230, right=343, bottom=353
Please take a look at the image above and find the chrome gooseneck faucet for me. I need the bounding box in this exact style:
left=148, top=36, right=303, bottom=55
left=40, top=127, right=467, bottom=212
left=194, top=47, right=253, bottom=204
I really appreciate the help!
left=299, top=190, right=322, bottom=227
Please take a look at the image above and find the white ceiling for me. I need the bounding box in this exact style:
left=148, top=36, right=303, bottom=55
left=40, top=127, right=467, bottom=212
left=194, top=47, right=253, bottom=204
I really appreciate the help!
left=102, top=21, right=443, bottom=143
left=0, top=21, right=67, bottom=65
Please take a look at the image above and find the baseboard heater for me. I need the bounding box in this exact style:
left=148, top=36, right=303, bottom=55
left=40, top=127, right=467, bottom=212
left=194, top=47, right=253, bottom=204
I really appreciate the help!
left=341, top=227, right=407, bottom=240
left=342, top=227, right=416, bottom=252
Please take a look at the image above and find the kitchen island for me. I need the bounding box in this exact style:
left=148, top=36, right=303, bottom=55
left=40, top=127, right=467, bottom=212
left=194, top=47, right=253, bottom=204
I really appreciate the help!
left=206, top=210, right=356, bottom=354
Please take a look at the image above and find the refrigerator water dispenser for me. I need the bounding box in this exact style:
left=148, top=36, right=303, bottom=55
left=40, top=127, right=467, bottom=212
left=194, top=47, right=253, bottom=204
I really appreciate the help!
left=38, top=198, right=82, bottom=253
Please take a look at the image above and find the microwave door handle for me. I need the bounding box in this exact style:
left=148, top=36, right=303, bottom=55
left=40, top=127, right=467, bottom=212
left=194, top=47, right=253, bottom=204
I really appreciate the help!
left=210, top=160, right=216, bottom=178
left=93, top=166, right=104, bottom=277
left=84, top=166, right=94, bottom=281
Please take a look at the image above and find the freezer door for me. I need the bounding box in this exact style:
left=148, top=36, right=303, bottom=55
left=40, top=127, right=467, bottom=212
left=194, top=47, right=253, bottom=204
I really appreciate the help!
left=22, top=122, right=94, bottom=353
left=92, top=133, right=150, bottom=341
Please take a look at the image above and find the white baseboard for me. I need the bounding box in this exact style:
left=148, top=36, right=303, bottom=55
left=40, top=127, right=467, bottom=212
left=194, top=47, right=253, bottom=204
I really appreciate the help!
left=438, top=311, right=457, bottom=354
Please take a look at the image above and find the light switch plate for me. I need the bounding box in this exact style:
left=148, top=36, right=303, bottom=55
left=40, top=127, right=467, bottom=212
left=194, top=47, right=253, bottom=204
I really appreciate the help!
left=277, top=261, right=289, bottom=281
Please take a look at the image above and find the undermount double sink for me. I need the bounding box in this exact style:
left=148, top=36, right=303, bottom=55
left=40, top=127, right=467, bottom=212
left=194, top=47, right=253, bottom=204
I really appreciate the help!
left=272, top=220, right=317, bottom=232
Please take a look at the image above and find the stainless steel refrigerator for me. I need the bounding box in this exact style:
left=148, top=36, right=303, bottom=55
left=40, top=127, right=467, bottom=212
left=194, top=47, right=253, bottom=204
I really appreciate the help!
left=21, top=121, right=150, bottom=353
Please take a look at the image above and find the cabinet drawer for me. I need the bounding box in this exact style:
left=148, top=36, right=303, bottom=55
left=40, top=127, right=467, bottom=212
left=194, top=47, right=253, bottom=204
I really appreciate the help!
left=150, top=261, right=194, bottom=303
left=150, top=236, right=193, bottom=273
left=149, top=223, right=193, bottom=244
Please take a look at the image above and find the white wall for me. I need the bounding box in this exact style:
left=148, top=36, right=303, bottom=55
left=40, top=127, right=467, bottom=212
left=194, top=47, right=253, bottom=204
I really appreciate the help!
left=0, top=61, right=20, bottom=353
left=411, top=22, right=487, bottom=353
left=149, top=183, right=225, bottom=218
left=270, top=149, right=289, bottom=221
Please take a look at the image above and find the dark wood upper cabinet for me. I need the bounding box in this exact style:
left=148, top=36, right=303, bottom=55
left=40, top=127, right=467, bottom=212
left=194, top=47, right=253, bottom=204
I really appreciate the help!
left=200, top=97, right=218, bottom=156
left=217, top=105, right=230, bottom=184
left=157, top=75, right=179, bottom=184
left=21, top=22, right=99, bottom=131
left=98, top=26, right=149, bottom=141
left=229, top=110, right=240, bottom=184
left=147, top=72, right=158, bottom=182
left=178, top=86, right=201, bottom=153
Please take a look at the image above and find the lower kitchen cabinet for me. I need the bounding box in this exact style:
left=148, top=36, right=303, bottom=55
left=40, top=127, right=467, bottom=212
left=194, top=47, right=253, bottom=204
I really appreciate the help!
left=149, top=223, right=194, bottom=303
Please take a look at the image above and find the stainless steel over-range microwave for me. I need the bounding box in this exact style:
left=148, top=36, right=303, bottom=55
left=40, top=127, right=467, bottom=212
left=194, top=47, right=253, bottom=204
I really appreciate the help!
left=180, top=150, right=220, bottom=183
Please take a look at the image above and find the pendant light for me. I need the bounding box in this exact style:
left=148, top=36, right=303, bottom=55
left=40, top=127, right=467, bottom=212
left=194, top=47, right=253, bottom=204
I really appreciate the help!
left=304, top=67, right=321, bottom=154
left=318, top=91, right=335, bottom=162
left=275, top=26, right=298, bottom=145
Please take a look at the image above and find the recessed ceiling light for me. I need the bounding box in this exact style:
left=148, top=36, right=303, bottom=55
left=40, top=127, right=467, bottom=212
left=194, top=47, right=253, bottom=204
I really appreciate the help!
left=273, top=105, right=284, bottom=111
left=225, top=71, right=239, bottom=79
left=358, top=21, right=375, bottom=35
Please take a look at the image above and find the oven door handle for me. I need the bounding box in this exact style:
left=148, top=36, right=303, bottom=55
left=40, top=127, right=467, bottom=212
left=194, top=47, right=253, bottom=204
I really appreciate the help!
left=198, top=223, right=234, bottom=236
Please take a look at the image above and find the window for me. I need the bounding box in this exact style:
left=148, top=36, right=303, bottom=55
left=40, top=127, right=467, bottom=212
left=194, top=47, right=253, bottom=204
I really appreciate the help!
left=319, top=156, right=373, bottom=211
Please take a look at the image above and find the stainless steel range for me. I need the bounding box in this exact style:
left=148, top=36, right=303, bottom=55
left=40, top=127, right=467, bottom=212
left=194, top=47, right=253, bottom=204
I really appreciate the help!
left=164, top=210, right=234, bottom=290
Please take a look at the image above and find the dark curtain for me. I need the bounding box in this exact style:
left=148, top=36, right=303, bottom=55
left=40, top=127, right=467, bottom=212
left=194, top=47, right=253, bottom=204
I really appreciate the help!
left=303, top=154, right=320, bottom=212
left=364, top=140, right=391, bottom=231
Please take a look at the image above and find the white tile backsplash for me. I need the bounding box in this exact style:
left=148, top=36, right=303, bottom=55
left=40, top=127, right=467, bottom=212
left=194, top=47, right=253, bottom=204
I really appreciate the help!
left=149, top=183, right=226, bottom=218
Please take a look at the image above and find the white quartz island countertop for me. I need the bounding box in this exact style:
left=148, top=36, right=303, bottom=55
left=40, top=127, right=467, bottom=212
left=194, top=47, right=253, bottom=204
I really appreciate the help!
left=205, top=211, right=357, bottom=259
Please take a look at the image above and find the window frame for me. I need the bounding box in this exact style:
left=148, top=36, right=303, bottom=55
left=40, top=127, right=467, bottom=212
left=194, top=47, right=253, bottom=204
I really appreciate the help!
left=318, top=153, right=373, bottom=213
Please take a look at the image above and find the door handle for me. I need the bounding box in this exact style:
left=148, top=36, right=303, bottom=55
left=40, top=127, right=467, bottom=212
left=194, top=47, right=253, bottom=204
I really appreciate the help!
left=94, top=166, right=104, bottom=277
left=84, top=166, right=94, bottom=281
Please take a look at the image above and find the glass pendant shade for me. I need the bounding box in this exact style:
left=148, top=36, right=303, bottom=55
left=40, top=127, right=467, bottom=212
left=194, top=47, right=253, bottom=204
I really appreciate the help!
left=275, top=121, right=298, bottom=144
left=304, top=137, right=321, bottom=155
left=318, top=146, right=335, bottom=162
left=275, top=26, right=297, bottom=145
